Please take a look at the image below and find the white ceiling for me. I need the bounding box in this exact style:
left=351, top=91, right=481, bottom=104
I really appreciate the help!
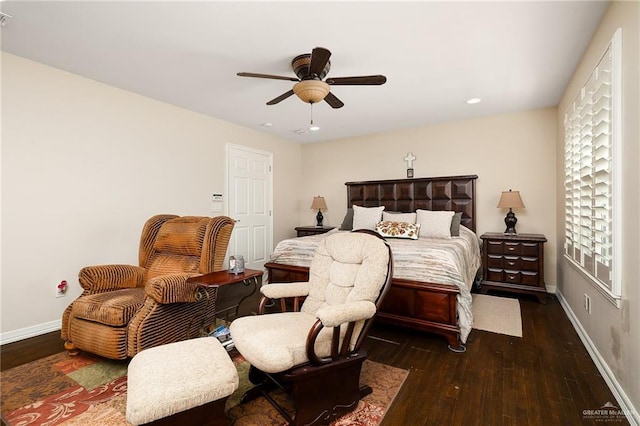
left=1, top=1, right=609, bottom=144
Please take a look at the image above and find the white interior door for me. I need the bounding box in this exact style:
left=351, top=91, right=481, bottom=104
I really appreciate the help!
left=226, top=144, right=273, bottom=272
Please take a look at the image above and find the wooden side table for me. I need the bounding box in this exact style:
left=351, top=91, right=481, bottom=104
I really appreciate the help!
left=187, top=269, right=262, bottom=335
left=479, top=233, right=547, bottom=303
left=295, top=226, right=335, bottom=237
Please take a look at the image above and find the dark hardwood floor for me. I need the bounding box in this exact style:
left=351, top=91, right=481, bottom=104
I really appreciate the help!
left=1, top=294, right=628, bottom=425
left=364, top=294, right=628, bottom=426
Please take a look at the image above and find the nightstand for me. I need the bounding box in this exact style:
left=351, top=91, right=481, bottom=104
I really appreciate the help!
left=479, top=232, right=547, bottom=303
left=295, top=226, right=335, bottom=237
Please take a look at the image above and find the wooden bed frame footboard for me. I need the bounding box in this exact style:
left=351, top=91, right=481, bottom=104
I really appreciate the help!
left=266, top=175, right=478, bottom=349
left=375, top=278, right=460, bottom=348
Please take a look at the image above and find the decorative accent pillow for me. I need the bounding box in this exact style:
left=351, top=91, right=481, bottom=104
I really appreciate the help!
left=352, top=205, right=385, bottom=231
left=382, top=211, right=417, bottom=224
left=416, top=210, right=455, bottom=239
left=339, top=208, right=354, bottom=230
left=376, top=221, right=420, bottom=240
left=450, top=212, right=463, bottom=237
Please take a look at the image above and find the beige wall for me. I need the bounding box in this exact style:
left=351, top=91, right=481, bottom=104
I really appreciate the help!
left=0, top=53, right=302, bottom=336
left=300, top=108, right=558, bottom=290
left=556, top=0, right=640, bottom=419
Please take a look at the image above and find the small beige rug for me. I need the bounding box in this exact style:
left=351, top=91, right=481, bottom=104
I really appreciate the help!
left=472, top=294, right=522, bottom=337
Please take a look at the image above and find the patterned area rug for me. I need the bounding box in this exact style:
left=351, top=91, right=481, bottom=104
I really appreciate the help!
left=1, top=348, right=407, bottom=426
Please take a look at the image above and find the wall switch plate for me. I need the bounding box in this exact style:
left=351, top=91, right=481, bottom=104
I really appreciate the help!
left=211, top=193, right=223, bottom=212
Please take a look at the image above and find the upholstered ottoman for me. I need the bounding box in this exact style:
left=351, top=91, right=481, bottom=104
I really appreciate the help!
left=126, top=337, right=238, bottom=426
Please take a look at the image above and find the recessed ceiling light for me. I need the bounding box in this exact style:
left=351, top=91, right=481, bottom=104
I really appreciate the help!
left=466, top=98, right=481, bottom=104
left=261, top=122, right=273, bottom=127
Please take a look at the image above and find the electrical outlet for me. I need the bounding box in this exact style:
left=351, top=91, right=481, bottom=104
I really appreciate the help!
left=56, top=280, right=68, bottom=298
left=584, top=293, right=591, bottom=314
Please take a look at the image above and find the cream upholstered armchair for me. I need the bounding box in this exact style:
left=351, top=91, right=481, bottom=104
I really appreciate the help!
left=61, top=214, right=234, bottom=360
left=230, top=230, right=393, bottom=426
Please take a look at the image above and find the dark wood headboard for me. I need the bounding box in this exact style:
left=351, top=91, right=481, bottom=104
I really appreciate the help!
left=345, top=175, right=478, bottom=232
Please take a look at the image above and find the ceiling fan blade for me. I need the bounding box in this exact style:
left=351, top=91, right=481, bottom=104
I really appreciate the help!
left=266, top=90, right=295, bottom=105
left=237, top=72, right=299, bottom=82
left=326, top=75, right=387, bottom=85
left=324, top=92, right=344, bottom=109
left=308, top=47, right=331, bottom=78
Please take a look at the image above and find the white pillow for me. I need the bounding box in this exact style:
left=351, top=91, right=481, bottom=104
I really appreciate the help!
left=382, top=211, right=416, bottom=224
left=416, top=210, right=455, bottom=239
left=352, top=205, right=385, bottom=230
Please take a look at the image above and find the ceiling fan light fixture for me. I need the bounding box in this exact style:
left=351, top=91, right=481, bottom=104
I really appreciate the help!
left=238, top=47, right=384, bottom=109
left=293, top=80, right=330, bottom=104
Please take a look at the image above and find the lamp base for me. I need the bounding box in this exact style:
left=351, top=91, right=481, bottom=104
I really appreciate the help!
left=504, top=209, right=518, bottom=234
left=316, top=210, right=324, bottom=227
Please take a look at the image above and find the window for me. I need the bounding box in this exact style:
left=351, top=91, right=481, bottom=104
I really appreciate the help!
left=564, top=29, right=621, bottom=305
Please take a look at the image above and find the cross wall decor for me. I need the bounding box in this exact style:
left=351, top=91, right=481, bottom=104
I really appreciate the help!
left=404, top=152, right=416, bottom=178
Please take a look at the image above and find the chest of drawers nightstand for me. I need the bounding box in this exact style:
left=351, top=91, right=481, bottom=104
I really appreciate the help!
left=479, top=232, right=547, bottom=303
left=295, top=226, right=335, bottom=237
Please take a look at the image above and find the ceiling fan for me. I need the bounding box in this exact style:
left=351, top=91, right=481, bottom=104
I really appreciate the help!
left=237, top=47, right=386, bottom=109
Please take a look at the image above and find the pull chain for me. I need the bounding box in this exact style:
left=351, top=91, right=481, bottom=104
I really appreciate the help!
left=310, top=102, right=314, bottom=126
left=309, top=102, right=319, bottom=131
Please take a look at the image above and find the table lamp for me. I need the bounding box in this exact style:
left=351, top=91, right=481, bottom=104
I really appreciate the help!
left=311, top=196, right=327, bottom=227
left=497, top=190, right=524, bottom=234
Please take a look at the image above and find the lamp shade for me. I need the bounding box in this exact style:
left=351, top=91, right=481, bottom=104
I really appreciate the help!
left=497, top=190, right=525, bottom=209
left=293, top=80, right=330, bottom=104
left=310, top=196, right=327, bottom=210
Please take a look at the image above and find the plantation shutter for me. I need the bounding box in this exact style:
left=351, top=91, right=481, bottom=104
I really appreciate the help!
left=563, top=29, right=619, bottom=300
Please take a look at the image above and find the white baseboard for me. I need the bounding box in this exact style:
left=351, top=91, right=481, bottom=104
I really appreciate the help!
left=556, top=290, right=639, bottom=425
left=0, top=320, right=61, bottom=346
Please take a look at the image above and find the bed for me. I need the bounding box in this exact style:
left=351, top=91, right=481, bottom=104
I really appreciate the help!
left=265, top=175, right=481, bottom=351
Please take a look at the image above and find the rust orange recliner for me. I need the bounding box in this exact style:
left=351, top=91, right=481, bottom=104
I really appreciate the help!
left=61, top=214, right=234, bottom=360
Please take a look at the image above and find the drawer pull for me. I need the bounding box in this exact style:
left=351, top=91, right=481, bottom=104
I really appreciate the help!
left=508, top=247, right=515, bottom=251
left=508, top=275, right=516, bottom=280
left=507, top=261, right=516, bottom=266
